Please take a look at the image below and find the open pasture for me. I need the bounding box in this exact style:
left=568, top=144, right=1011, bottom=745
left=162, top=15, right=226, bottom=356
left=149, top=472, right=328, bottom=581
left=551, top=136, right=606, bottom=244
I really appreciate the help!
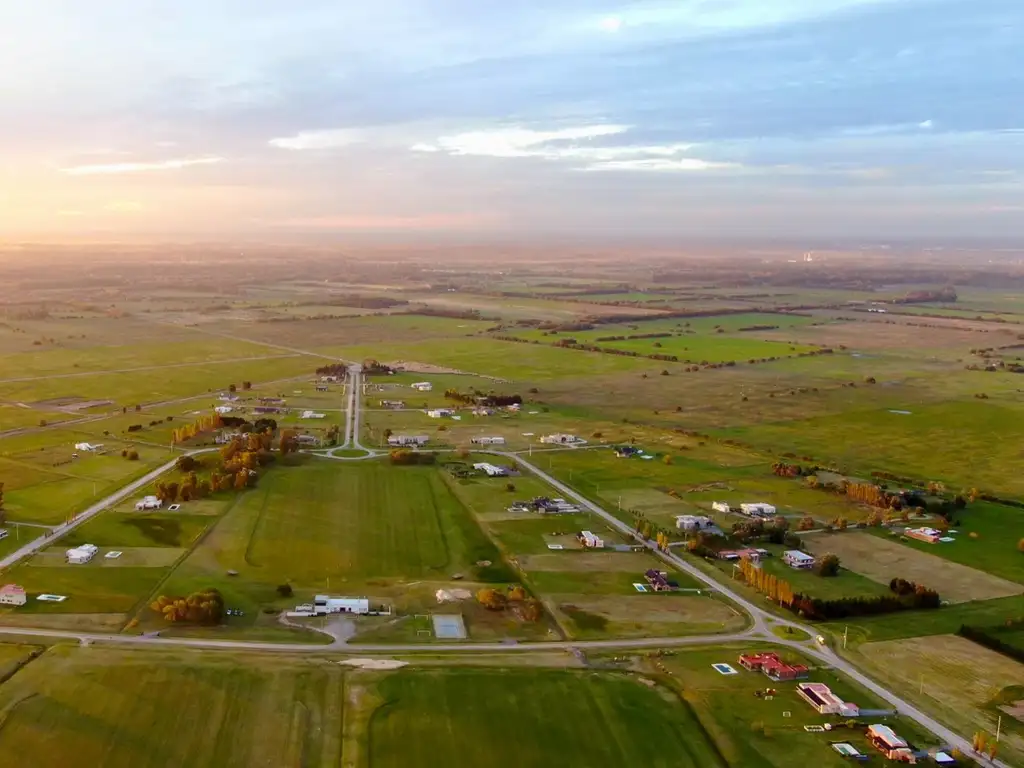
left=724, top=400, right=1024, bottom=495
left=369, top=668, right=727, bottom=768
left=802, top=531, right=1024, bottom=603
left=151, top=458, right=516, bottom=626
left=852, top=634, right=1024, bottom=766
left=0, top=562, right=168, bottom=616
left=0, top=646, right=348, bottom=768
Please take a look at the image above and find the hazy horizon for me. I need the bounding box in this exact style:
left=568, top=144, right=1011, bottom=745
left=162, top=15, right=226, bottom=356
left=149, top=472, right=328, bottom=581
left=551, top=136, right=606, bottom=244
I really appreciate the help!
left=2, top=0, right=1022, bottom=242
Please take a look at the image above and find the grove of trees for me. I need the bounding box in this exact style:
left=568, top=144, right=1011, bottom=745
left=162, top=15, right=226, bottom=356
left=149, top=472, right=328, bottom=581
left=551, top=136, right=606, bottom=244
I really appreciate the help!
left=150, top=588, right=225, bottom=624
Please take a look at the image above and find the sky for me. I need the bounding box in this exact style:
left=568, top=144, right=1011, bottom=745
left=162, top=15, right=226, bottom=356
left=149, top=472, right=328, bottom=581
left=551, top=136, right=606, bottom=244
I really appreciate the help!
left=0, top=0, right=1021, bottom=242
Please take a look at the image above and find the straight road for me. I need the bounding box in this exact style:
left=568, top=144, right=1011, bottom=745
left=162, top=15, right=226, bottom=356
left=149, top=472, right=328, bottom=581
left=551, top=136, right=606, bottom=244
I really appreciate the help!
left=0, top=448, right=215, bottom=571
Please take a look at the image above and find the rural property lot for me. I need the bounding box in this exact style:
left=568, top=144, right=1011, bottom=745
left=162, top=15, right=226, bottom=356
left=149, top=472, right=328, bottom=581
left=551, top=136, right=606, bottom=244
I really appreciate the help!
left=852, top=635, right=1024, bottom=767
left=369, top=668, right=728, bottom=768
left=0, top=646, right=349, bottom=768
left=802, top=531, right=1024, bottom=603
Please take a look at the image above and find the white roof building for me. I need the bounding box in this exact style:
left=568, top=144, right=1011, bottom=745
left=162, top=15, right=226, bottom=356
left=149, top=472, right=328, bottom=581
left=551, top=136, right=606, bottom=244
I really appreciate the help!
left=410, top=382, right=433, bottom=391
left=73, top=442, right=103, bottom=452
left=579, top=531, right=604, bottom=548
left=783, top=550, right=816, bottom=569
left=66, top=544, right=99, bottom=564
left=426, top=409, right=454, bottom=418
left=471, top=436, right=505, bottom=445
left=214, top=405, right=234, bottom=414
left=0, top=584, right=26, bottom=606
left=313, top=595, right=370, bottom=615
left=473, top=462, right=507, bottom=477
left=135, top=495, right=163, bottom=511
left=740, top=503, right=776, bottom=517
left=539, top=434, right=586, bottom=445
left=301, top=410, right=326, bottom=419
left=711, top=501, right=731, bottom=514
left=676, top=515, right=714, bottom=531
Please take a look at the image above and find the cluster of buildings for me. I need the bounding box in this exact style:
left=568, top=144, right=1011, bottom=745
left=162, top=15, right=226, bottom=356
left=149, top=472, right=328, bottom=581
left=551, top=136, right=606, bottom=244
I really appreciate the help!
left=710, top=501, right=777, bottom=518
left=643, top=569, right=681, bottom=592
left=577, top=530, right=604, bottom=549
left=301, top=410, right=326, bottom=419
left=410, top=382, right=433, bottom=392
left=66, top=544, right=98, bottom=564
left=508, top=497, right=581, bottom=515
left=288, top=595, right=371, bottom=617
left=737, top=653, right=923, bottom=762
left=718, top=547, right=770, bottom=563
left=426, top=408, right=455, bottom=418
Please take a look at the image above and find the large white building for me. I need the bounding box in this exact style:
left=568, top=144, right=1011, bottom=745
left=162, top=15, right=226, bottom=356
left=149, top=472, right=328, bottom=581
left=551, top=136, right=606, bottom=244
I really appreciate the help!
left=740, top=502, right=776, bottom=518
left=473, top=462, right=507, bottom=477
left=313, top=595, right=370, bottom=615
left=426, top=408, right=454, bottom=418
left=711, top=501, right=731, bottom=514
left=539, top=434, right=586, bottom=445
left=135, top=495, right=163, bottom=511
left=73, top=442, right=103, bottom=452
left=783, top=550, right=815, bottom=570
left=66, top=544, right=98, bottom=564
left=676, top=514, right=715, bottom=531
left=471, top=436, right=505, bottom=445
left=0, top=584, right=26, bottom=606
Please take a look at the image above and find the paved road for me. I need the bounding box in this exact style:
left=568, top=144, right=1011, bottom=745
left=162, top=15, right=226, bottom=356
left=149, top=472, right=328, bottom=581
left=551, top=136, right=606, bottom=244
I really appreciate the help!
left=502, top=451, right=1004, bottom=766
left=0, top=448, right=216, bottom=571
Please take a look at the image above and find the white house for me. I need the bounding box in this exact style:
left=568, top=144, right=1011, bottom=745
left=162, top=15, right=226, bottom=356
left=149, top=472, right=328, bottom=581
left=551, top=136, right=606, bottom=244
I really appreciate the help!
left=471, top=407, right=493, bottom=417
left=540, top=434, right=586, bottom=445
left=426, top=408, right=454, bottom=418
left=135, top=495, right=163, bottom=511
left=73, top=442, right=103, bottom=452
left=783, top=550, right=816, bottom=569
left=218, top=393, right=239, bottom=402
left=313, top=595, right=370, bottom=615
left=578, top=530, right=604, bottom=549
left=410, top=382, right=433, bottom=391
left=473, top=462, right=507, bottom=477
left=471, top=436, right=505, bottom=445
left=740, top=502, right=776, bottom=518
left=301, top=410, right=326, bottom=419
left=66, top=544, right=99, bottom=564
left=676, top=515, right=714, bottom=531
left=214, top=405, right=234, bottom=415
left=388, top=434, right=429, bottom=447
left=0, top=584, right=26, bottom=606
left=711, top=501, right=731, bottom=514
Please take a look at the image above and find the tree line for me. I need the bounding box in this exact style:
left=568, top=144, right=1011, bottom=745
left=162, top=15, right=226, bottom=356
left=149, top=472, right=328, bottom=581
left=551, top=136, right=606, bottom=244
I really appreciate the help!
left=150, top=588, right=224, bottom=624
left=443, top=388, right=522, bottom=407
left=957, top=620, right=1024, bottom=665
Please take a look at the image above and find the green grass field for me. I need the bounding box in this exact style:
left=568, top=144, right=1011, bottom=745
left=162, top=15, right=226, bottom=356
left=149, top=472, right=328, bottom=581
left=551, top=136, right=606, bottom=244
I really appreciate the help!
left=369, top=668, right=728, bottom=768
left=150, top=458, right=516, bottom=626
left=0, top=646, right=348, bottom=768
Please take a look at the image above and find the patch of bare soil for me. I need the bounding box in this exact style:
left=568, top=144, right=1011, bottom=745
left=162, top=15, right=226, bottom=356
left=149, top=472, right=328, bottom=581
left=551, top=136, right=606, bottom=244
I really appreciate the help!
left=338, top=658, right=409, bottom=670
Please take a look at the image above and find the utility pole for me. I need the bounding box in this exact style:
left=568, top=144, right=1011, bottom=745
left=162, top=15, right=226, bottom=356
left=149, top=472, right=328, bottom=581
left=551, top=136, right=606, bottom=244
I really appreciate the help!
left=996, top=714, right=1002, bottom=742
left=843, top=625, right=848, bottom=650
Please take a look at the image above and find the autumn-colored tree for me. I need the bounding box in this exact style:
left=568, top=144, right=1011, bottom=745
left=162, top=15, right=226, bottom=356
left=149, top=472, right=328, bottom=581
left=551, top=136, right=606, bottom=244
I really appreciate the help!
left=805, top=475, right=819, bottom=489
left=987, top=742, right=998, bottom=760
left=833, top=517, right=848, bottom=530
left=455, top=447, right=470, bottom=459
left=968, top=487, right=980, bottom=503
left=508, top=585, right=526, bottom=602
left=278, top=430, right=298, bottom=455
left=521, top=598, right=543, bottom=622
left=797, top=516, right=815, bottom=531
left=1017, top=538, right=1024, bottom=553
left=476, top=588, right=507, bottom=611
left=816, top=553, right=841, bottom=577
left=662, top=454, right=673, bottom=465
left=234, top=471, right=249, bottom=490
left=127, top=450, right=139, bottom=461
left=866, top=510, right=883, bottom=527
left=150, top=588, right=224, bottom=624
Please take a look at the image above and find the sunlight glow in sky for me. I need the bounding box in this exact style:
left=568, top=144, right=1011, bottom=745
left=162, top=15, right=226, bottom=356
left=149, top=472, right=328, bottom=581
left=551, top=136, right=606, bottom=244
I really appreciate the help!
left=0, top=0, right=1021, bottom=240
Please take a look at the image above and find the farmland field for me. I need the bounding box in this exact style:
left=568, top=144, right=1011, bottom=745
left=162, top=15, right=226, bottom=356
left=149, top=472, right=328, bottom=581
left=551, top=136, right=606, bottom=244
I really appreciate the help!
left=368, top=668, right=727, bottom=768
left=850, top=635, right=1024, bottom=766
left=801, top=531, right=1024, bottom=603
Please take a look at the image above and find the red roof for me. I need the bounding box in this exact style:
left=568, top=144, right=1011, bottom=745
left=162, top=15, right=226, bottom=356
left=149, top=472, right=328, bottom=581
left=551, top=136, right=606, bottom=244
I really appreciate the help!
left=0, top=584, right=25, bottom=595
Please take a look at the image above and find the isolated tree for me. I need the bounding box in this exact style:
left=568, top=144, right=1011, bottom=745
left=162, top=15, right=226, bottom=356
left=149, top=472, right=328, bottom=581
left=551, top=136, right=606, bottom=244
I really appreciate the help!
left=833, top=517, right=848, bottom=531
left=797, top=516, right=815, bottom=531
left=507, top=585, right=526, bottom=602
left=228, top=383, right=237, bottom=393
left=816, top=553, right=841, bottom=577
left=278, top=430, right=298, bottom=456
left=276, top=584, right=293, bottom=598
left=662, top=455, right=673, bottom=466
left=866, top=510, right=883, bottom=527
left=505, top=482, right=516, bottom=492
left=1017, top=538, right=1024, bottom=553
left=522, top=598, right=543, bottom=622
left=234, top=471, right=249, bottom=490
left=476, top=588, right=507, bottom=611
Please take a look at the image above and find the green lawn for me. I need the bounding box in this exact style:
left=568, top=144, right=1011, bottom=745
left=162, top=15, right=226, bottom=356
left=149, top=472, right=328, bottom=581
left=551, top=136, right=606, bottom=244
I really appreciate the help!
left=866, top=501, right=1024, bottom=584
left=60, top=512, right=213, bottom=549
left=722, top=400, right=1024, bottom=496
left=0, top=564, right=170, bottom=615
left=149, top=458, right=516, bottom=623
left=0, top=646, right=347, bottom=768
left=369, top=669, right=728, bottom=768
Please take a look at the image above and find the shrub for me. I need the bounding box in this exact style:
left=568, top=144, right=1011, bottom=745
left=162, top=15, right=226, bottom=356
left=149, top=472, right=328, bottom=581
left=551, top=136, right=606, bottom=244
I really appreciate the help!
left=276, top=583, right=293, bottom=598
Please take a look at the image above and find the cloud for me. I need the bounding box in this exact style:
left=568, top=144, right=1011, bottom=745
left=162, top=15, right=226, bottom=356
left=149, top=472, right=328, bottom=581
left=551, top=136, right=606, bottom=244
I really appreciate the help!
left=414, top=124, right=630, bottom=158
left=582, top=158, right=739, bottom=172
left=60, top=157, right=223, bottom=175
left=268, top=129, right=365, bottom=150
